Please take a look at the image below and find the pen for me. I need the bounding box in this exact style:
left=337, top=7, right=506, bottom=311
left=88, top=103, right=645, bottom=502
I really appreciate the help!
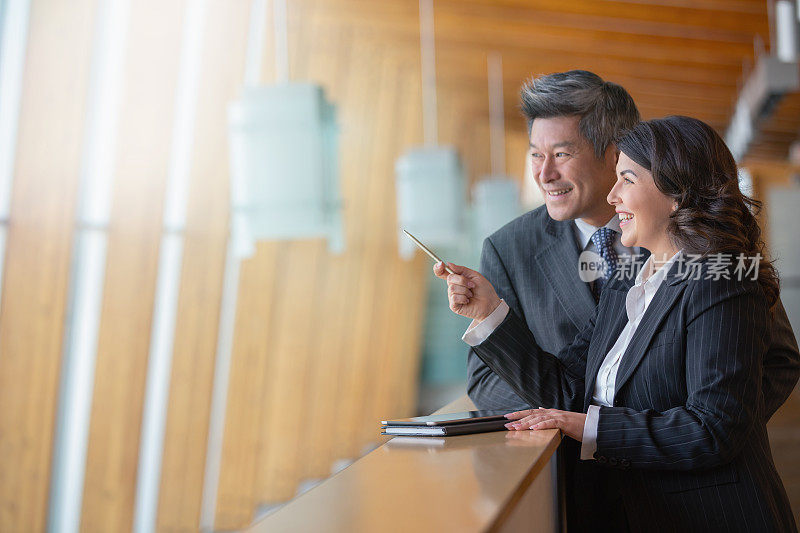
left=402, top=229, right=456, bottom=275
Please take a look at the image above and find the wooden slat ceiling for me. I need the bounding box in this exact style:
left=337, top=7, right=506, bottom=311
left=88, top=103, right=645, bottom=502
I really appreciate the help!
left=318, top=0, right=798, bottom=160
left=746, top=92, right=800, bottom=161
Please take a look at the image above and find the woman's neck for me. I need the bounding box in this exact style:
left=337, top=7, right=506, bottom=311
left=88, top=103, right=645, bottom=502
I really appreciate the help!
left=643, top=245, right=680, bottom=280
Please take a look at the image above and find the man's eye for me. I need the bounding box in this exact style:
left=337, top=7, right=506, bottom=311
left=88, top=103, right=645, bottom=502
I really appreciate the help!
left=555, top=152, right=570, bottom=157
left=531, top=153, right=543, bottom=159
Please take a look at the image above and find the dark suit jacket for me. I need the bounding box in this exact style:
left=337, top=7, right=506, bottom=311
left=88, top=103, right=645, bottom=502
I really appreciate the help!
left=467, top=205, right=800, bottom=419
left=472, top=253, right=797, bottom=532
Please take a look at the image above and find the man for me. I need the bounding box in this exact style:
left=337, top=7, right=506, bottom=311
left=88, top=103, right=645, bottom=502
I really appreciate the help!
left=441, top=70, right=800, bottom=530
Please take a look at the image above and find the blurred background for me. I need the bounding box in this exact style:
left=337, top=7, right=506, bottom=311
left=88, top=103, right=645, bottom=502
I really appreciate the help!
left=1, top=0, right=800, bottom=531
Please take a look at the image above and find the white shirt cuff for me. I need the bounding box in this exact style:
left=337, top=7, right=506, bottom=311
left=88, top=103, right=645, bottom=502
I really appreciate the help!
left=580, top=405, right=601, bottom=460
left=461, top=300, right=510, bottom=347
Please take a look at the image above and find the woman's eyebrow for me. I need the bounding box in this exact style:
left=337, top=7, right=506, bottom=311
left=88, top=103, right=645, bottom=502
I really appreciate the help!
left=619, top=169, right=637, bottom=177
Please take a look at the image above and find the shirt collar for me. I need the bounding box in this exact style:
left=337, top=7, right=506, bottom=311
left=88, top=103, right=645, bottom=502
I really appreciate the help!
left=635, top=250, right=683, bottom=288
left=573, top=216, right=623, bottom=250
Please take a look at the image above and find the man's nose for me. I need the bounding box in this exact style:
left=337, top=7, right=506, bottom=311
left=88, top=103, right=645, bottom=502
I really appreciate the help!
left=538, top=156, right=558, bottom=183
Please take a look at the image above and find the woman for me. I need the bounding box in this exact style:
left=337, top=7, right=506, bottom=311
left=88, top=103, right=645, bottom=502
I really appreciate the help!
left=437, top=116, right=795, bottom=532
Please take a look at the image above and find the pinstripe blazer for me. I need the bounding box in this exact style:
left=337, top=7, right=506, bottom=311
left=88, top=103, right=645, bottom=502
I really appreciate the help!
left=472, top=255, right=797, bottom=532
left=467, top=205, right=800, bottom=420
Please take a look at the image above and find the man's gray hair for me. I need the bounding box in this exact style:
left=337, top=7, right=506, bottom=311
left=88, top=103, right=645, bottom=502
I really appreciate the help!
left=520, top=70, right=640, bottom=159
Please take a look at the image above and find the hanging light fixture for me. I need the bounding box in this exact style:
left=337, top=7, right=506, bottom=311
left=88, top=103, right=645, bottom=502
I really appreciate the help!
left=396, top=0, right=466, bottom=260
left=227, top=0, right=343, bottom=257
left=228, top=82, right=343, bottom=256
left=471, top=52, right=520, bottom=252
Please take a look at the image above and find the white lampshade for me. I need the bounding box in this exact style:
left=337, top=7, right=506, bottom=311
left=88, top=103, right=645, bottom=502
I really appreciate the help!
left=473, top=176, right=520, bottom=246
left=227, top=82, right=343, bottom=257
left=395, top=146, right=466, bottom=259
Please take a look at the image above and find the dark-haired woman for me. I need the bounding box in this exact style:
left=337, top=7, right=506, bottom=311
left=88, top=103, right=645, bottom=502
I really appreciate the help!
left=436, top=116, right=796, bottom=531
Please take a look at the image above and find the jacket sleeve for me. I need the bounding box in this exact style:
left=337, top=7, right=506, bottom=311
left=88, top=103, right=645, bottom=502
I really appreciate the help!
left=761, top=297, right=800, bottom=420
left=470, top=298, right=594, bottom=413
left=466, top=237, right=531, bottom=410
left=594, top=279, right=767, bottom=470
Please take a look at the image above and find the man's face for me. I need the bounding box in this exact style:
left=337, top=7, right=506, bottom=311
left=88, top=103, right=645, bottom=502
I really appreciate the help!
left=528, top=115, right=617, bottom=226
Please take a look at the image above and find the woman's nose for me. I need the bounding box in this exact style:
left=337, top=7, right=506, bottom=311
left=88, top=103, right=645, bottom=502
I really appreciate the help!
left=607, top=180, right=621, bottom=205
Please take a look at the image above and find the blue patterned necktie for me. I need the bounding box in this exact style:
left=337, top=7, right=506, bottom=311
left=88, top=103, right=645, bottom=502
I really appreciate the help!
left=590, top=227, right=619, bottom=300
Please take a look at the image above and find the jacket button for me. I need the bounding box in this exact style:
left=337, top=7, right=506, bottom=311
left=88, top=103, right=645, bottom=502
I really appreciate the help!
left=609, top=458, right=618, bottom=466
left=597, top=456, right=607, bottom=464
left=621, top=459, right=630, bottom=468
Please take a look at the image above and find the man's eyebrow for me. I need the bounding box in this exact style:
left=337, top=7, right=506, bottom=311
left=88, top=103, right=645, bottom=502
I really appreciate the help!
left=529, top=141, right=577, bottom=149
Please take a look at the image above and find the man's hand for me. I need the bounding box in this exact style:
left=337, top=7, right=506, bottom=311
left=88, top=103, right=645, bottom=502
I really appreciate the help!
left=432, top=262, right=502, bottom=322
left=503, top=408, right=587, bottom=442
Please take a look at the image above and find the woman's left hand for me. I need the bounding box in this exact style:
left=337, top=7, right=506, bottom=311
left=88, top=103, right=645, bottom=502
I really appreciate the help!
left=504, top=408, right=587, bottom=442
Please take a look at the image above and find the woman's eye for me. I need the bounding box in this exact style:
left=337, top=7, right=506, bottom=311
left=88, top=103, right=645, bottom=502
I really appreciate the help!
left=624, top=177, right=634, bottom=184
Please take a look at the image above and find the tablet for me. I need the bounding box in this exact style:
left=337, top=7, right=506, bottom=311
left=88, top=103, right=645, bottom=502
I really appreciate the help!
left=381, top=410, right=510, bottom=427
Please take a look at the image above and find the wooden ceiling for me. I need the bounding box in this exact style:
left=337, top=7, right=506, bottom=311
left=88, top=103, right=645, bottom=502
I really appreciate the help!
left=747, top=91, right=800, bottom=161
left=316, top=0, right=798, bottom=161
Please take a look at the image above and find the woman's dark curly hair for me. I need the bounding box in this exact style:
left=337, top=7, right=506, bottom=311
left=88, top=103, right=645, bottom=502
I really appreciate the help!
left=616, top=116, right=779, bottom=307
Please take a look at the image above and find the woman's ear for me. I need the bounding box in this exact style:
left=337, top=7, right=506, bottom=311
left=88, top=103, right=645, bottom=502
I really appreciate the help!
left=672, top=201, right=678, bottom=212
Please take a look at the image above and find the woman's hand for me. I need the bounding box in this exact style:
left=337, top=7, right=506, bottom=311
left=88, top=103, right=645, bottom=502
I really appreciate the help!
left=432, top=262, right=502, bottom=322
left=504, top=408, right=587, bottom=442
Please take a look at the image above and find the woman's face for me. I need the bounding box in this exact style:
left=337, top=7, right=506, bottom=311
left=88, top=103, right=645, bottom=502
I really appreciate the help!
left=608, top=152, right=677, bottom=256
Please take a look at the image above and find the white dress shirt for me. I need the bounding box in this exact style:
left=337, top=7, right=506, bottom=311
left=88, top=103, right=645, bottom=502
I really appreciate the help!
left=580, top=250, right=682, bottom=460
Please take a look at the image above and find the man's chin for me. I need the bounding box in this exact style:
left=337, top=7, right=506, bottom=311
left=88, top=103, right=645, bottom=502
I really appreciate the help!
left=544, top=202, right=578, bottom=222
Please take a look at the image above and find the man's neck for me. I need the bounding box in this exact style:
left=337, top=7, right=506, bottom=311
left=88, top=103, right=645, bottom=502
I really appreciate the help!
left=578, top=204, right=617, bottom=228
left=577, top=215, right=615, bottom=229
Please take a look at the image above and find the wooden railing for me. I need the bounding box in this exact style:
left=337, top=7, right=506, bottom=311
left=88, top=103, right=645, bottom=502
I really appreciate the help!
left=246, top=396, right=562, bottom=532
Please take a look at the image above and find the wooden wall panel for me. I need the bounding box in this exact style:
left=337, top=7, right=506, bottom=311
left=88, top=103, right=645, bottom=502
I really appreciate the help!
left=328, top=40, right=383, bottom=463
left=293, top=33, right=355, bottom=484
left=212, top=243, right=280, bottom=529
left=367, top=58, right=428, bottom=433
left=350, top=54, right=408, bottom=448
left=256, top=240, right=325, bottom=503
left=392, top=256, right=429, bottom=419
left=300, top=252, right=354, bottom=479
left=335, top=53, right=402, bottom=458
left=0, top=0, right=97, bottom=530
left=80, top=2, right=184, bottom=530
left=155, top=1, right=251, bottom=530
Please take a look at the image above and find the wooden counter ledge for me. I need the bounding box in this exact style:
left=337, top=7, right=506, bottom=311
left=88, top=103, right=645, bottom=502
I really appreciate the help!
left=246, top=396, right=562, bottom=532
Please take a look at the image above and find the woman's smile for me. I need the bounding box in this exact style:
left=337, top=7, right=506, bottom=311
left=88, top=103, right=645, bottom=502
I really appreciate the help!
left=617, top=210, right=634, bottom=228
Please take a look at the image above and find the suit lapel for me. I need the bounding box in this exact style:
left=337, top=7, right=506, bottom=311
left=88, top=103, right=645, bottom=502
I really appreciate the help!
left=534, top=217, right=595, bottom=330
left=612, top=261, right=689, bottom=400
